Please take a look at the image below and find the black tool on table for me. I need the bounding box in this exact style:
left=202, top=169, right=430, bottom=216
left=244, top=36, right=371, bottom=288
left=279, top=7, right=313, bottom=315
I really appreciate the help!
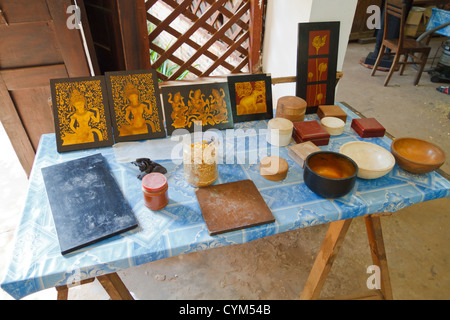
left=131, top=158, right=167, bottom=180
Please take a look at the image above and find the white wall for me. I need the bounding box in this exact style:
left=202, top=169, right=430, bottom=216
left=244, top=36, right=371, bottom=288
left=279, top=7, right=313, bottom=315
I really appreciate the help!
left=309, top=0, right=358, bottom=72
left=262, top=0, right=313, bottom=78
left=262, top=0, right=358, bottom=108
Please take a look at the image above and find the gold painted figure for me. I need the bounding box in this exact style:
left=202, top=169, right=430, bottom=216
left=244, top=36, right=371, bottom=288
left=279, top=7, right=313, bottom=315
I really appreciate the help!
left=62, top=89, right=102, bottom=146
left=188, top=89, right=211, bottom=126
left=119, top=83, right=154, bottom=136
left=168, top=92, right=189, bottom=128
left=210, top=88, right=228, bottom=123
left=189, top=90, right=208, bottom=115
left=168, top=87, right=230, bottom=130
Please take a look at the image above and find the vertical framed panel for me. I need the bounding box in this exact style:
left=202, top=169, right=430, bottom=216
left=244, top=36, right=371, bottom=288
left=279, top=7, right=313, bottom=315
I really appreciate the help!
left=296, top=22, right=340, bottom=114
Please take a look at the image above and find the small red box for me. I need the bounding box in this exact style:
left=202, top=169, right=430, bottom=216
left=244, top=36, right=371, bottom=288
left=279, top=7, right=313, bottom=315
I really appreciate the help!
left=351, top=118, right=386, bottom=138
left=292, top=121, right=330, bottom=146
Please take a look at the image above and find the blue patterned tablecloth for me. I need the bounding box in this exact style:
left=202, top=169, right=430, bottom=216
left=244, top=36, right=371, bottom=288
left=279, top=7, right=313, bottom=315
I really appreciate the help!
left=426, top=8, right=450, bottom=37
left=1, top=103, right=449, bottom=299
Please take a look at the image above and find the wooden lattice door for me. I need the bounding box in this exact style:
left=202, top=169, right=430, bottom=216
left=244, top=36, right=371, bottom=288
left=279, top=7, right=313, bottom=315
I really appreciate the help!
left=144, top=0, right=265, bottom=81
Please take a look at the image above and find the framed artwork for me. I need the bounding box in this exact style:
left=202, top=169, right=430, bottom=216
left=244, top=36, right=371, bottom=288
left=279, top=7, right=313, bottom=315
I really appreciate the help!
left=161, top=82, right=234, bottom=135
left=227, top=73, right=273, bottom=123
left=50, top=77, right=114, bottom=153
left=105, top=69, right=166, bottom=142
left=296, top=22, right=340, bottom=114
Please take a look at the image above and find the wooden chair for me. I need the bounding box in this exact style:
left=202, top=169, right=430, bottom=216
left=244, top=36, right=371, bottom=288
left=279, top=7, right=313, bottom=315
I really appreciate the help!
left=371, top=0, right=431, bottom=86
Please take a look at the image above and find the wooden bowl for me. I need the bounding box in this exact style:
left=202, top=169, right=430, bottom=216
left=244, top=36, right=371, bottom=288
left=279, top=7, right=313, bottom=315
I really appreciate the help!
left=340, top=141, right=395, bottom=179
left=391, top=137, right=445, bottom=174
left=304, top=151, right=358, bottom=198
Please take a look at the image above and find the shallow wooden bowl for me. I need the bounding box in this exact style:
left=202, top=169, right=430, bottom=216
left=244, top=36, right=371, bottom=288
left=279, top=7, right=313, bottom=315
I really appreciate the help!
left=391, top=137, right=445, bottom=174
left=340, top=141, right=395, bottom=179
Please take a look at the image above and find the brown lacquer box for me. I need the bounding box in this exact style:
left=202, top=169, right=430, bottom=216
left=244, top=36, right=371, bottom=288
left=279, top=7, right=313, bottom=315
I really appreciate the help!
left=292, top=121, right=330, bottom=146
left=317, top=105, right=348, bottom=122
left=351, top=118, right=386, bottom=138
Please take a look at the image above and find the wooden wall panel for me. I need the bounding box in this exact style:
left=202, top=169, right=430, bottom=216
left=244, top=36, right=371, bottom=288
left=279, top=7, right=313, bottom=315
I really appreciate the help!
left=1, top=65, right=68, bottom=150
left=0, top=77, right=35, bottom=175
left=0, top=23, right=63, bottom=69
left=0, top=0, right=51, bottom=23
left=10, top=87, right=56, bottom=150
left=1, top=64, right=67, bottom=90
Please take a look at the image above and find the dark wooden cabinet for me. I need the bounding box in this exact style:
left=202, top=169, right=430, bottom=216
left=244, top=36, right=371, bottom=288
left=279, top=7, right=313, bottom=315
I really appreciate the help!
left=83, top=0, right=126, bottom=74
left=0, top=0, right=96, bottom=176
left=83, top=0, right=150, bottom=74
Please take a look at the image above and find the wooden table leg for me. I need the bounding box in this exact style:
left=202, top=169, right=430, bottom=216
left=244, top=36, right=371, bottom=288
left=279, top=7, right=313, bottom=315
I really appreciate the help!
left=299, top=218, right=353, bottom=300
left=56, top=285, right=69, bottom=300
left=97, top=272, right=134, bottom=300
left=55, top=273, right=133, bottom=300
left=364, top=214, right=393, bottom=300
left=299, top=215, right=394, bottom=300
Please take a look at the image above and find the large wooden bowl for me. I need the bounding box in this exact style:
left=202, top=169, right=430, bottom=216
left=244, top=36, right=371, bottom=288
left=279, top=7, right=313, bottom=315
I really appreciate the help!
left=391, top=137, right=446, bottom=174
left=340, top=141, right=395, bottom=179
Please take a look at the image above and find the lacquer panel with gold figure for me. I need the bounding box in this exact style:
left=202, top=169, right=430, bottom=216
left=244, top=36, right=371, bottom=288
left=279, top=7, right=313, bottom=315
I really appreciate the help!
left=161, top=82, right=234, bottom=136
left=296, top=22, right=340, bottom=114
left=227, top=74, right=273, bottom=123
left=50, top=77, right=114, bottom=152
left=105, top=70, right=166, bottom=142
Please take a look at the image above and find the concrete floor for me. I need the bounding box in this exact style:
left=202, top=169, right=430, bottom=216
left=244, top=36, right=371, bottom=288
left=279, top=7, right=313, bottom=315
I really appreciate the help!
left=0, top=39, right=449, bottom=300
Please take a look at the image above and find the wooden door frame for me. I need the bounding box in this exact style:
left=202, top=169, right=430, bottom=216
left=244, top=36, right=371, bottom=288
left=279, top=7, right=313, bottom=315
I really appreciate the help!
left=117, top=0, right=151, bottom=70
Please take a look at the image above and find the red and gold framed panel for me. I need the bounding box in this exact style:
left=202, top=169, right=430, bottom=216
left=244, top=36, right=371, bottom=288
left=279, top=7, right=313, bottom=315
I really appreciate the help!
left=161, top=81, right=234, bottom=136
left=50, top=77, right=114, bottom=153
left=227, top=73, right=273, bottom=123
left=296, top=22, right=340, bottom=114
left=105, top=69, right=166, bottom=142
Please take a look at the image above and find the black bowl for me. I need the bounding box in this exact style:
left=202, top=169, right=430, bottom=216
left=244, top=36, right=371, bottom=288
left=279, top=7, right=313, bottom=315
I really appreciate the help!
left=304, top=151, right=358, bottom=198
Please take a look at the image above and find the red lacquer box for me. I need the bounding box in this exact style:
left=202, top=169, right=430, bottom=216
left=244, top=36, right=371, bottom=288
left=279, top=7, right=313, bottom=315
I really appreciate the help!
left=351, top=118, right=386, bottom=138
left=292, top=121, right=330, bottom=146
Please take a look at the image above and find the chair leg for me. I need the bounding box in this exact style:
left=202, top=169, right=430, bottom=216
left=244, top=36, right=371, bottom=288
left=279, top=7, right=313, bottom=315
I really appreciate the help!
left=371, top=45, right=386, bottom=77
left=413, top=49, right=430, bottom=86
left=399, top=54, right=407, bottom=75
left=384, top=52, right=401, bottom=87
